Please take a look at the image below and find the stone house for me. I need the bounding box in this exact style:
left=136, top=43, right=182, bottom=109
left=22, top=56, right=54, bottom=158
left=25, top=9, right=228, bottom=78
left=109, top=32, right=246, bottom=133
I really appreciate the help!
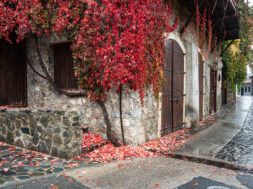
left=0, top=0, right=240, bottom=159
left=238, top=74, right=253, bottom=96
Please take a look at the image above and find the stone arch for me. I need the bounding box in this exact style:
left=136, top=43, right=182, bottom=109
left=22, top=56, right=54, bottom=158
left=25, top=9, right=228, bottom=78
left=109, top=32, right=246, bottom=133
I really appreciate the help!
left=158, top=33, right=186, bottom=137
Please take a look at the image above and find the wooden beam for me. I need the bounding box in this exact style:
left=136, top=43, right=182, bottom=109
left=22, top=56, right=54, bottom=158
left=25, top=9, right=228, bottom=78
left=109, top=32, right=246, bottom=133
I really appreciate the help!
left=229, top=0, right=238, bottom=16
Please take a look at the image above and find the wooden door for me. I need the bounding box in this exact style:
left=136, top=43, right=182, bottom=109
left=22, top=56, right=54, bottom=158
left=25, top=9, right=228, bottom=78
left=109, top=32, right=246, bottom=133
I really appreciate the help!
left=162, top=40, right=173, bottom=135
left=0, top=39, right=27, bottom=106
left=162, top=39, right=184, bottom=136
left=210, top=68, right=217, bottom=113
left=222, top=69, right=227, bottom=105
left=198, top=55, right=204, bottom=120
left=172, top=42, right=185, bottom=132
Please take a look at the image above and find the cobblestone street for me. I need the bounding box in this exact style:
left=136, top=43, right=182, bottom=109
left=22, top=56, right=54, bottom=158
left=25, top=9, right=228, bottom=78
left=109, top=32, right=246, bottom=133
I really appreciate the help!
left=216, top=98, right=253, bottom=165
left=0, top=142, right=91, bottom=186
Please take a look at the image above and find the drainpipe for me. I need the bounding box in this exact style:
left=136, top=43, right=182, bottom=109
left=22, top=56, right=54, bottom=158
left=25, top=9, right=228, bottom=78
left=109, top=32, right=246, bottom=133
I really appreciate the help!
left=119, top=84, right=126, bottom=145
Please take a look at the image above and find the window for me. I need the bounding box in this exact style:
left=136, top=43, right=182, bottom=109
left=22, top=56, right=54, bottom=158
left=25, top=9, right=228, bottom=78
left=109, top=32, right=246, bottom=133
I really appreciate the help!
left=53, top=43, right=78, bottom=89
left=249, top=87, right=251, bottom=93
left=245, top=87, right=247, bottom=93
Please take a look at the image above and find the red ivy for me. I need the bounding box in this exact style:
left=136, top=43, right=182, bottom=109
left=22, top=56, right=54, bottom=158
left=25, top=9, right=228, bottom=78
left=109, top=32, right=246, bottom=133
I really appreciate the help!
left=189, top=2, right=213, bottom=60
left=0, top=0, right=179, bottom=104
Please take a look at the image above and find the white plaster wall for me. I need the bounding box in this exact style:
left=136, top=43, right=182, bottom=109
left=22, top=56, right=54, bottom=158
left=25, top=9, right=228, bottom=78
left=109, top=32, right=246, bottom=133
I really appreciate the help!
left=192, top=43, right=200, bottom=121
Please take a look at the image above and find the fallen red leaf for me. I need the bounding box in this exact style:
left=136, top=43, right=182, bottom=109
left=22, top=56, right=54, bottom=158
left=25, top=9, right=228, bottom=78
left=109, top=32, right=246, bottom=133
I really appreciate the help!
left=117, top=164, right=123, bottom=168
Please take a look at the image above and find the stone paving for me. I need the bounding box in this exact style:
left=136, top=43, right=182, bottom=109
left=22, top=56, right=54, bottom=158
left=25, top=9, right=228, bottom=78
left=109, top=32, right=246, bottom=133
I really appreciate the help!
left=215, top=100, right=253, bottom=165
left=0, top=142, right=91, bottom=186
left=174, top=96, right=251, bottom=158
left=0, top=175, right=89, bottom=189
left=0, top=98, right=244, bottom=188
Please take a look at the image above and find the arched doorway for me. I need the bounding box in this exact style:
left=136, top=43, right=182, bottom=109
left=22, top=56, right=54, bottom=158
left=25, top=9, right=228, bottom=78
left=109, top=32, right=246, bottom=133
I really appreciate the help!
left=161, top=39, right=185, bottom=136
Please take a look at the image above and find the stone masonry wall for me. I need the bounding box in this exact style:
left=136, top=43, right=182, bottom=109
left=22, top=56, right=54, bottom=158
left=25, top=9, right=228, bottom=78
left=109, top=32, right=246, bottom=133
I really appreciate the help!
left=26, top=34, right=158, bottom=146
left=0, top=108, right=82, bottom=159
left=22, top=1, right=223, bottom=147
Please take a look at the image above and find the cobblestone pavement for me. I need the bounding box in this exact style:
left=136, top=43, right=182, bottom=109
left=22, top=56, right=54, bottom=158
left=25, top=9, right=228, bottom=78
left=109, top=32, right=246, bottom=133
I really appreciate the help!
left=0, top=174, right=89, bottom=189
left=215, top=100, right=253, bottom=165
left=0, top=142, right=91, bottom=186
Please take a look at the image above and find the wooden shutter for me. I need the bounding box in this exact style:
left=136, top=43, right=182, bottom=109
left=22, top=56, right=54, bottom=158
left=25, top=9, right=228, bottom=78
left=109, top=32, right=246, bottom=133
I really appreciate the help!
left=53, top=43, right=78, bottom=89
left=0, top=39, right=27, bottom=106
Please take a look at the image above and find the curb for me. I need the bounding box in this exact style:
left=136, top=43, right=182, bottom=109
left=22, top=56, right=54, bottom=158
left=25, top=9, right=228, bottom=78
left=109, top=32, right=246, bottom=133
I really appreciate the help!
left=165, top=152, right=253, bottom=174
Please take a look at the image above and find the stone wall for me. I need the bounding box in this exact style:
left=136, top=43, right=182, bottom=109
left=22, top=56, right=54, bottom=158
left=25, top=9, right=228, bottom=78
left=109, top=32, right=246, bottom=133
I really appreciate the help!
left=26, top=35, right=158, bottom=146
left=20, top=1, right=224, bottom=147
left=0, top=108, right=82, bottom=159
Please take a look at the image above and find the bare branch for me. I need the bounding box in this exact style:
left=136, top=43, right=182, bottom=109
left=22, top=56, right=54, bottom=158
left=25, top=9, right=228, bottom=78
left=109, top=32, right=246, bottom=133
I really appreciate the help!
left=34, top=35, right=86, bottom=97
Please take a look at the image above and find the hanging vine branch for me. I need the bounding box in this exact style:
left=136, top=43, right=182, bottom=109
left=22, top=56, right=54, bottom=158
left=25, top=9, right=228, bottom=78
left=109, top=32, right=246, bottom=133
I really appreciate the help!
left=34, top=35, right=87, bottom=97
left=25, top=52, right=47, bottom=80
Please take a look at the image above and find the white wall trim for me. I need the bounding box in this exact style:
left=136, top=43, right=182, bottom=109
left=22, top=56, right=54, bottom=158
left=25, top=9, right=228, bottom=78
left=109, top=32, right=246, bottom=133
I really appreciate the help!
left=164, top=33, right=186, bottom=53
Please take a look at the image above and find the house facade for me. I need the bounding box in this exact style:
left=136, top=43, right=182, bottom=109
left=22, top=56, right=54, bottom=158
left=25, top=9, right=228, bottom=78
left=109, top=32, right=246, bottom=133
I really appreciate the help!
left=238, top=74, right=253, bottom=96
left=0, top=1, right=239, bottom=158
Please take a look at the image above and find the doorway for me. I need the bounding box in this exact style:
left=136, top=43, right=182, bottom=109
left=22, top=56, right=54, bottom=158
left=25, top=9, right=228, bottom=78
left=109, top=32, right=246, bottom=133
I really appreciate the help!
left=161, top=39, right=185, bottom=136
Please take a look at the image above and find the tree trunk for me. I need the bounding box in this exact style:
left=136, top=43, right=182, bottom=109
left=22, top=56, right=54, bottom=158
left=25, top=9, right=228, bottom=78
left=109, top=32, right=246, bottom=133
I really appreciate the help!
left=33, top=35, right=121, bottom=147
left=97, top=101, right=121, bottom=147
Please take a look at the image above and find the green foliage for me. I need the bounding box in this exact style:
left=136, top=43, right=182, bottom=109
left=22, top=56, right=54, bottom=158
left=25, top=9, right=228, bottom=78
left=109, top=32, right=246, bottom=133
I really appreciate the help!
left=222, top=0, right=253, bottom=90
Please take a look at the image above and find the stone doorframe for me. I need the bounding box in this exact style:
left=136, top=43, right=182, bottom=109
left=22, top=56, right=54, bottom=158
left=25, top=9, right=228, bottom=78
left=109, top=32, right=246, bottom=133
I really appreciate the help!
left=157, top=33, right=186, bottom=137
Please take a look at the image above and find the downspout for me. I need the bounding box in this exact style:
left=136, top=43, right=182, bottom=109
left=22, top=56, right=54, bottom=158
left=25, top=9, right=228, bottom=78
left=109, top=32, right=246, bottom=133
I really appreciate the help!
left=119, top=84, right=126, bottom=145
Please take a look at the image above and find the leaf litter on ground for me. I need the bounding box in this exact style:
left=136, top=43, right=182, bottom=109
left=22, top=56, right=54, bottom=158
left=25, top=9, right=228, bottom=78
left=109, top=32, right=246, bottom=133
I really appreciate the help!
left=81, top=115, right=216, bottom=163
left=0, top=114, right=216, bottom=177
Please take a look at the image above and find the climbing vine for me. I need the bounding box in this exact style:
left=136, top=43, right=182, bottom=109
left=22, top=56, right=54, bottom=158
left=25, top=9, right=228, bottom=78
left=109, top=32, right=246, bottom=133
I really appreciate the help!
left=0, top=0, right=179, bottom=103
left=187, top=2, right=213, bottom=60
left=222, top=0, right=253, bottom=90
left=0, top=0, right=179, bottom=145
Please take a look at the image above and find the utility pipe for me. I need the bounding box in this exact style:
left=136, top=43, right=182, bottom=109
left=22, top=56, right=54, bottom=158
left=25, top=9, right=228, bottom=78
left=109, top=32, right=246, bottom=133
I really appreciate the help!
left=119, top=84, right=126, bottom=145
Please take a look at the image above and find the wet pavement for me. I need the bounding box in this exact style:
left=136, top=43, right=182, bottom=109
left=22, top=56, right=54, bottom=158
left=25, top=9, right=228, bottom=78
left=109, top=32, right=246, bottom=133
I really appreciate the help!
left=1, top=96, right=253, bottom=188
left=215, top=98, right=253, bottom=165
left=2, top=156, right=253, bottom=189
left=66, top=156, right=251, bottom=189
left=175, top=96, right=253, bottom=159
